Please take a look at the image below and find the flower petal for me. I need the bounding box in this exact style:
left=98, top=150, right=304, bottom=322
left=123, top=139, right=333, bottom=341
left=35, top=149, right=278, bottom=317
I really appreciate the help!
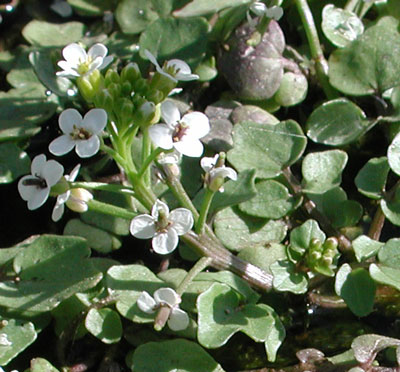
left=168, top=308, right=190, bottom=331
left=27, top=187, right=50, bottom=210
left=137, top=291, right=157, bottom=314
left=99, top=55, right=113, bottom=70
left=83, top=108, right=108, bottom=134
left=210, top=167, right=238, bottom=181
left=18, top=176, right=38, bottom=201
left=182, top=112, right=210, bottom=139
left=75, top=136, right=100, bottom=158
left=144, top=49, right=162, bottom=71
left=152, top=229, right=178, bottom=255
left=49, top=135, right=76, bottom=156
left=42, top=160, right=64, bottom=187
left=167, top=59, right=199, bottom=81
left=66, top=164, right=81, bottom=182
left=62, top=43, right=87, bottom=64
left=169, top=208, right=193, bottom=235
left=59, top=108, right=82, bottom=134
left=130, top=215, right=157, bottom=239
left=88, top=43, right=108, bottom=59
left=31, top=154, right=46, bottom=175
left=154, top=287, right=180, bottom=307
left=52, top=198, right=65, bottom=222
left=173, top=138, right=204, bottom=157
left=57, top=61, right=80, bottom=77
left=149, top=124, right=174, bottom=150
left=161, top=101, right=181, bottom=126
left=151, top=199, right=170, bottom=220
left=200, top=155, right=218, bottom=172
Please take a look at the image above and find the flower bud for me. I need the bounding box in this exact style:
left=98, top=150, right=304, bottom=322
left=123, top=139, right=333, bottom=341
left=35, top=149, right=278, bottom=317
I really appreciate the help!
left=94, top=89, right=114, bottom=113
left=77, top=76, right=95, bottom=103
left=104, top=69, right=120, bottom=86
left=66, top=188, right=93, bottom=213
left=121, top=81, right=133, bottom=96
left=107, top=82, right=121, bottom=99
left=121, top=62, right=141, bottom=84
left=135, top=101, right=158, bottom=127
left=310, top=238, right=322, bottom=252
left=149, top=72, right=177, bottom=101
left=146, top=89, right=164, bottom=104
left=116, top=97, right=134, bottom=127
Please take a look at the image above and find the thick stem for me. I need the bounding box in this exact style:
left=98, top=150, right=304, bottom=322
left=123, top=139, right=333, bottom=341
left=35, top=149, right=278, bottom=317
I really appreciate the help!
left=294, top=0, right=338, bottom=99
left=368, top=205, right=385, bottom=241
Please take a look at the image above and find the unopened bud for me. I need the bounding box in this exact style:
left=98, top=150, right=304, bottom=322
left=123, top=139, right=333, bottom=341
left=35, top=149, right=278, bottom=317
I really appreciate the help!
left=121, top=62, right=141, bottom=84
left=108, top=83, right=121, bottom=99
left=104, top=69, right=120, bottom=86
left=310, top=238, right=322, bottom=251
left=121, top=81, right=132, bottom=96
left=95, top=89, right=114, bottom=112
left=66, top=188, right=93, bottom=213
left=77, top=76, right=95, bottom=103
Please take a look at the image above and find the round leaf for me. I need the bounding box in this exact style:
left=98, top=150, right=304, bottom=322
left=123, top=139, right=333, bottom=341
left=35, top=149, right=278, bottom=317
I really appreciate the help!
left=352, top=235, right=383, bottom=262
left=378, top=238, right=400, bottom=268
left=85, top=308, right=122, bottom=344
left=270, top=260, right=308, bottom=294
left=388, top=131, right=400, bottom=176
left=306, top=98, right=370, bottom=146
left=355, top=157, right=390, bottom=199
left=369, top=263, right=400, bottom=291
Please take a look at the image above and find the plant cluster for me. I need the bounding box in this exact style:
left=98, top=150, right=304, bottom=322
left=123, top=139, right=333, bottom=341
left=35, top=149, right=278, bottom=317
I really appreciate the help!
left=2, top=0, right=400, bottom=371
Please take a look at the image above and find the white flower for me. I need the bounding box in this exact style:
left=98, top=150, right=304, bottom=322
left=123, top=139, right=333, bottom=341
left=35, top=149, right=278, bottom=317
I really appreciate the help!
left=56, top=42, right=113, bottom=78
left=130, top=200, right=193, bottom=255
left=149, top=101, right=210, bottom=157
left=249, top=2, right=283, bottom=21
left=18, top=154, right=64, bottom=210
left=49, top=108, right=107, bottom=158
left=137, top=288, right=189, bottom=331
left=201, top=154, right=237, bottom=192
left=52, top=164, right=80, bottom=222
left=144, top=50, right=199, bottom=83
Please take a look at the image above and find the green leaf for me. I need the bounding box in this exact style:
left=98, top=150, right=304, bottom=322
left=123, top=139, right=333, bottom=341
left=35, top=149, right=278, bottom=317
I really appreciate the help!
left=352, top=235, right=383, bottom=262
left=328, top=16, right=400, bottom=95
left=22, top=21, right=86, bottom=47
left=0, top=319, right=37, bottom=366
left=67, top=0, right=113, bottom=16
left=85, top=308, right=122, bottom=344
left=197, top=283, right=285, bottom=356
left=31, top=358, right=60, bottom=372
left=322, top=4, right=364, bottom=48
left=302, top=150, right=348, bottom=193
left=273, top=72, right=308, bottom=107
left=193, top=169, right=257, bottom=215
left=214, top=206, right=287, bottom=251
left=290, top=219, right=326, bottom=256
left=306, top=98, right=370, bottom=146
left=378, top=238, right=400, bottom=268
left=106, top=264, right=165, bottom=322
left=335, top=264, right=376, bottom=317
left=387, top=0, right=400, bottom=20
left=139, top=17, right=209, bottom=67
left=0, top=144, right=30, bottom=184
left=270, top=260, right=308, bottom=294
left=0, top=235, right=102, bottom=312
left=64, top=219, right=121, bottom=254
left=128, top=339, right=226, bottom=372
left=380, top=190, right=400, bottom=226
left=173, top=0, right=251, bottom=17
left=352, top=334, right=400, bottom=364
left=239, top=180, right=297, bottom=219
left=388, top=131, right=400, bottom=176
left=228, top=120, right=307, bottom=179
left=115, top=0, right=159, bottom=35
left=370, top=263, right=400, bottom=291
left=355, top=157, right=390, bottom=199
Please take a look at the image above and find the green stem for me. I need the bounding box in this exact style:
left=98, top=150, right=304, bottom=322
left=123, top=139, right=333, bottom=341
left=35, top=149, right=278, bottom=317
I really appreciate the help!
left=294, top=0, right=338, bottom=99
left=358, top=1, right=373, bottom=19
left=87, top=199, right=137, bottom=220
left=344, top=0, right=360, bottom=12
left=196, top=189, right=215, bottom=235
left=138, top=148, right=164, bottom=181
left=70, top=182, right=136, bottom=197
left=176, top=257, right=212, bottom=296
left=141, top=127, right=152, bottom=187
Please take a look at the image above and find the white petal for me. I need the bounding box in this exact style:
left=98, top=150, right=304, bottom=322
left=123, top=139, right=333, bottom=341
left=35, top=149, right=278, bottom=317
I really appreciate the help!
left=52, top=199, right=65, bottom=222
left=137, top=291, right=157, bottom=314
left=168, top=308, right=189, bottom=331
left=66, top=164, right=81, bottom=182
left=31, top=154, right=46, bottom=175
left=174, top=138, right=204, bottom=157
left=151, top=199, right=170, bottom=220
left=99, top=55, right=113, bottom=70
left=210, top=167, right=238, bottom=181
left=200, top=155, right=218, bottom=172
left=75, top=136, right=100, bottom=158
left=57, top=61, right=80, bottom=76
left=87, top=56, right=103, bottom=74
left=83, top=108, right=107, bottom=134
left=167, top=59, right=199, bottom=81
left=27, top=187, right=50, bottom=210
left=182, top=112, right=210, bottom=139
left=250, top=2, right=267, bottom=16
left=130, top=215, right=156, bottom=239
left=18, top=176, right=38, bottom=201
left=169, top=208, right=193, bottom=235
left=42, top=160, right=64, bottom=187
left=161, top=101, right=181, bottom=126
left=62, top=43, right=87, bottom=64
left=49, top=135, right=76, bottom=156
left=144, top=49, right=162, bottom=71
left=59, top=108, right=82, bottom=134
left=88, top=43, right=108, bottom=59
left=152, top=229, right=179, bottom=255
left=266, top=6, right=283, bottom=20
left=149, top=124, right=174, bottom=150
left=153, top=287, right=180, bottom=307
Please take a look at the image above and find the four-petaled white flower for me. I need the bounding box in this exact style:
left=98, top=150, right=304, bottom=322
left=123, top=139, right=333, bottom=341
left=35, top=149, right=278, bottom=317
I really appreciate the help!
left=249, top=2, right=283, bottom=21
left=201, top=154, right=238, bottom=192
left=130, top=200, right=193, bottom=255
left=149, top=101, right=210, bottom=158
left=137, top=287, right=189, bottom=331
left=18, top=154, right=64, bottom=210
left=56, top=42, right=113, bottom=78
left=49, top=108, right=108, bottom=158
left=144, top=50, right=199, bottom=83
